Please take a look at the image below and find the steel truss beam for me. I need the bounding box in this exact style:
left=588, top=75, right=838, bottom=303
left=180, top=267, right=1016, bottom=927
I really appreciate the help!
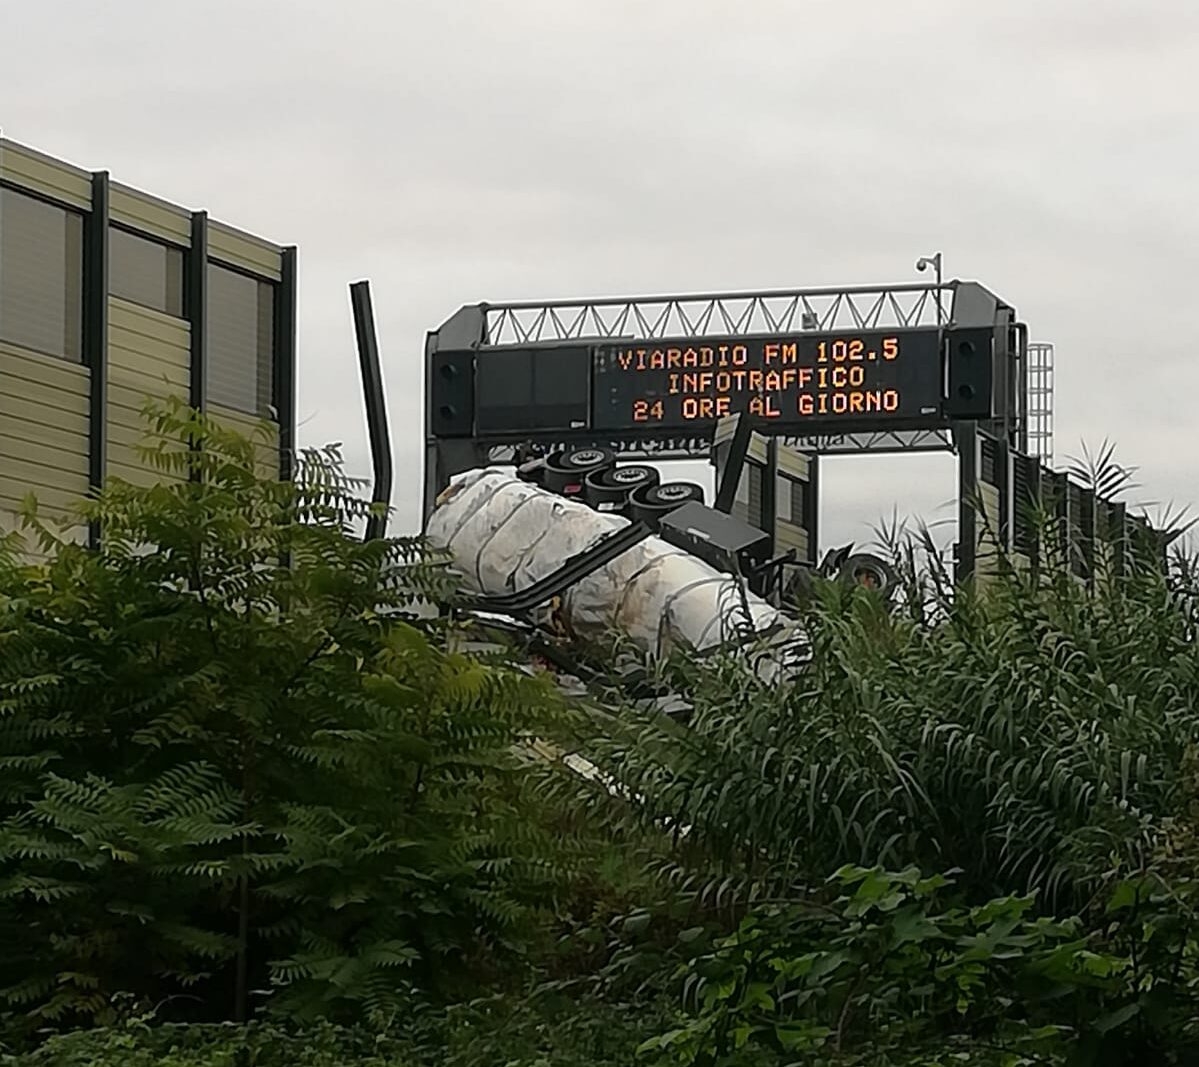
left=478, top=427, right=952, bottom=466
left=483, top=437, right=720, bottom=464
left=779, top=428, right=953, bottom=454
left=481, top=281, right=954, bottom=346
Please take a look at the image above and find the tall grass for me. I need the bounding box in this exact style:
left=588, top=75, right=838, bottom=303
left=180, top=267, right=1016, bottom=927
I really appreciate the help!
left=566, top=509, right=1199, bottom=914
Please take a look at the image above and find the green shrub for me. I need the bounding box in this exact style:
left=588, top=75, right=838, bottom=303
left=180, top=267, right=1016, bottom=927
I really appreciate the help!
left=0, top=401, right=581, bottom=1035
left=6, top=1019, right=408, bottom=1067
left=638, top=864, right=1164, bottom=1066
left=3, top=994, right=672, bottom=1066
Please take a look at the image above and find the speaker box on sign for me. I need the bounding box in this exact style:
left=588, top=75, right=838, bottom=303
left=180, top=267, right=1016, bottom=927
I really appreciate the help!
left=429, top=350, right=475, bottom=437
left=945, top=327, right=994, bottom=419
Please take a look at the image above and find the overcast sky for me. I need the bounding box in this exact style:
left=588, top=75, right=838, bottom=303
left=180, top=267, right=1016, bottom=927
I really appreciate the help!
left=4, top=0, right=1197, bottom=553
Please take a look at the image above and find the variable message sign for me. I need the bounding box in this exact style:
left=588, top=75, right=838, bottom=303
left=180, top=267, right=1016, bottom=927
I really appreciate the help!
left=591, top=327, right=944, bottom=432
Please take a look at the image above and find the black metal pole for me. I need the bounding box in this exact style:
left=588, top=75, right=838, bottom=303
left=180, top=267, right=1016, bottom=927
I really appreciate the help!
left=714, top=413, right=754, bottom=515
left=349, top=280, right=393, bottom=542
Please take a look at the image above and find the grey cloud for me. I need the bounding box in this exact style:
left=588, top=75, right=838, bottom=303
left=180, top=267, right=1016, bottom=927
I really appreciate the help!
left=3, top=0, right=1198, bottom=546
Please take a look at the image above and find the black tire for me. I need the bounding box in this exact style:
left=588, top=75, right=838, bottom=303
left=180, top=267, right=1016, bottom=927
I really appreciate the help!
left=583, top=464, right=660, bottom=512
left=629, top=481, right=704, bottom=528
left=836, top=552, right=898, bottom=595
left=543, top=448, right=616, bottom=494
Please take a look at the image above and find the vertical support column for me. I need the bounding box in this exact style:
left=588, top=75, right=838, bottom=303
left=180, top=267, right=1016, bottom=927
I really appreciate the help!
left=277, top=246, right=298, bottom=482
left=1013, top=322, right=1029, bottom=455
left=186, top=211, right=208, bottom=483
left=187, top=211, right=208, bottom=414
left=1109, top=500, right=1127, bottom=577
left=85, top=171, right=110, bottom=549
left=422, top=307, right=486, bottom=526
left=1012, top=453, right=1041, bottom=576
left=422, top=329, right=442, bottom=527
left=762, top=436, right=778, bottom=556
left=954, top=421, right=978, bottom=584
left=990, top=306, right=1013, bottom=446
left=1079, top=483, right=1097, bottom=585
left=803, top=452, right=819, bottom=567
left=994, top=434, right=1011, bottom=556
left=1028, top=459, right=1043, bottom=576
left=422, top=439, right=442, bottom=529
left=1049, top=470, right=1071, bottom=572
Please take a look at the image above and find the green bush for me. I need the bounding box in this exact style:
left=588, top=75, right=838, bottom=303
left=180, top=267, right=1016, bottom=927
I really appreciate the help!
left=6, top=1019, right=407, bottom=1067
left=638, top=864, right=1187, bottom=1066
left=0, top=402, right=581, bottom=1035
left=3, top=994, right=672, bottom=1066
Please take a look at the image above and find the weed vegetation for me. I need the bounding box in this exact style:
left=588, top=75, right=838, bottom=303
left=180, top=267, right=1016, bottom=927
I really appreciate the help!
left=1, top=405, right=1197, bottom=1064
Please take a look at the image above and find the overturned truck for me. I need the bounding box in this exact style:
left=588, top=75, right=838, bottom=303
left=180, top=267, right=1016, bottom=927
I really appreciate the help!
left=424, top=448, right=897, bottom=685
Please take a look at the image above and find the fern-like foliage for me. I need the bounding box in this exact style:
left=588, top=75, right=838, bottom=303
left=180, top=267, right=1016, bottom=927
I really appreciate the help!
left=0, top=399, right=577, bottom=1034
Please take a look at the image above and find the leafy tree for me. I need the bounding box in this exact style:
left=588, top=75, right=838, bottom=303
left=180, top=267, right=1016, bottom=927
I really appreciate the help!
left=0, top=400, right=576, bottom=1034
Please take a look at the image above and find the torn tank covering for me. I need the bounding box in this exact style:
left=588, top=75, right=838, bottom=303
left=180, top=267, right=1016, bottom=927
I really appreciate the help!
left=425, top=469, right=808, bottom=672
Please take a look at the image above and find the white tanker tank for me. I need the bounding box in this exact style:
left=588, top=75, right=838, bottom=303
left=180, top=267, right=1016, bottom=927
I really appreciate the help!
left=425, top=468, right=811, bottom=679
